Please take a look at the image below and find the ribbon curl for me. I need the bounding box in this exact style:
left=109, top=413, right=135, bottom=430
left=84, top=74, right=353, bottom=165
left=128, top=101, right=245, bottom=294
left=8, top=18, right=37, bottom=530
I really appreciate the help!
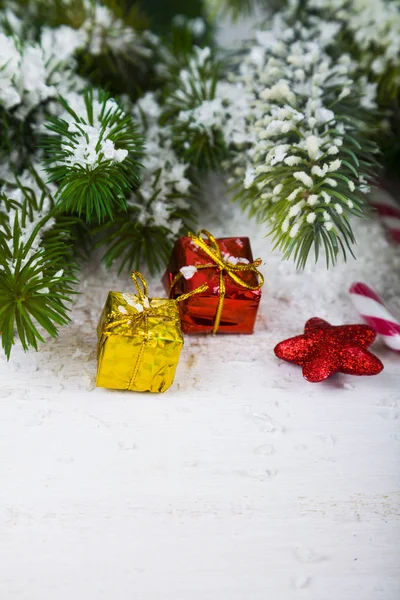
left=102, top=271, right=154, bottom=334
left=169, top=229, right=264, bottom=334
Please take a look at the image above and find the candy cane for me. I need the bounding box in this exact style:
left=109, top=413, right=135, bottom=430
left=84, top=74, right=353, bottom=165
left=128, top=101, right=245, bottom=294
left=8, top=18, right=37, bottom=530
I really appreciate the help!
left=369, top=188, right=400, bottom=243
left=349, top=282, right=400, bottom=352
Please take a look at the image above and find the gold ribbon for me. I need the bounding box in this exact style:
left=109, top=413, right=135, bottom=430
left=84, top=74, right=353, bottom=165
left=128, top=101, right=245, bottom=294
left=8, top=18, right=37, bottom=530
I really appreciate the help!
left=102, top=271, right=153, bottom=335
left=169, top=229, right=264, bottom=334
left=126, top=272, right=151, bottom=389
left=130, top=271, right=149, bottom=307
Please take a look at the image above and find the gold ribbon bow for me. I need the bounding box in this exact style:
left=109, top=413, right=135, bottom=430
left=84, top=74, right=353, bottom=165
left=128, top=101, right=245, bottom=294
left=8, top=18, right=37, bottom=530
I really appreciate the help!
left=103, top=271, right=153, bottom=335
left=169, top=229, right=264, bottom=334
left=129, top=271, right=150, bottom=311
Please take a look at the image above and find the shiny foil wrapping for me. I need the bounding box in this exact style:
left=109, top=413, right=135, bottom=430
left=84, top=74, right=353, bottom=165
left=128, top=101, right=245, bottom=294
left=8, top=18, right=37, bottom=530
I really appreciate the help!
left=163, top=235, right=262, bottom=334
left=96, top=291, right=183, bottom=392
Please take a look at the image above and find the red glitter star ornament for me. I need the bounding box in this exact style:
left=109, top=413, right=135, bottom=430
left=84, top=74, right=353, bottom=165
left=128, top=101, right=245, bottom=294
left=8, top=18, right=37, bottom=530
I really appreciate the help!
left=274, top=318, right=384, bottom=383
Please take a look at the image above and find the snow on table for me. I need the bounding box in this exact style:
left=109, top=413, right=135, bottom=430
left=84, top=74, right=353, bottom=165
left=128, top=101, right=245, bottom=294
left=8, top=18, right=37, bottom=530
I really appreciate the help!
left=0, top=188, right=399, bottom=600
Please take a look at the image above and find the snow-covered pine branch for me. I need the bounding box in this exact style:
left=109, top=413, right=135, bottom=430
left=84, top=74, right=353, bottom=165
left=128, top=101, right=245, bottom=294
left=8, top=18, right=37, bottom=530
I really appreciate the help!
left=301, top=0, right=400, bottom=97
left=224, top=14, right=380, bottom=267
left=0, top=169, right=76, bottom=359
left=44, top=89, right=143, bottom=221
left=98, top=92, right=196, bottom=274
left=160, top=44, right=254, bottom=169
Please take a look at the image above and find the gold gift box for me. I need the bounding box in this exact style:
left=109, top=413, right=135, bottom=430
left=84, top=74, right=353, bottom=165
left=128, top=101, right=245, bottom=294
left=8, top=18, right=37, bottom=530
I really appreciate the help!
left=96, top=273, right=184, bottom=393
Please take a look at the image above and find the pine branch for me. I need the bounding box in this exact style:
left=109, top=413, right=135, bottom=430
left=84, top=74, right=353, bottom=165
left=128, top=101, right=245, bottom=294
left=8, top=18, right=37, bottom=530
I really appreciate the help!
left=96, top=207, right=193, bottom=276
left=160, top=45, right=229, bottom=169
left=96, top=177, right=197, bottom=275
left=3, top=0, right=154, bottom=99
left=76, top=0, right=153, bottom=97
left=156, top=14, right=211, bottom=77
left=96, top=91, right=199, bottom=274
left=290, top=0, right=400, bottom=104
left=0, top=109, right=42, bottom=171
left=43, top=88, right=144, bottom=222
left=0, top=192, right=76, bottom=359
left=226, top=21, right=381, bottom=267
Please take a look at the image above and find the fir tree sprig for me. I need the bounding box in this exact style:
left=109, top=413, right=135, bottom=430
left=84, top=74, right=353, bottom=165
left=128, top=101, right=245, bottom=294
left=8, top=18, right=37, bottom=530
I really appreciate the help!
left=97, top=91, right=198, bottom=273
left=161, top=46, right=229, bottom=169
left=155, top=14, right=211, bottom=80
left=0, top=192, right=76, bottom=359
left=227, top=20, right=381, bottom=267
left=97, top=204, right=195, bottom=275
left=77, top=0, right=153, bottom=97
left=292, top=0, right=400, bottom=103
left=43, top=88, right=143, bottom=222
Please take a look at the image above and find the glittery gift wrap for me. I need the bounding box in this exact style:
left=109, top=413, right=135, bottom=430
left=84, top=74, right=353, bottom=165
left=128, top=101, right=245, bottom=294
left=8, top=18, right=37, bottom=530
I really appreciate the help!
left=163, top=231, right=263, bottom=334
left=96, top=289, right=183, bottom=393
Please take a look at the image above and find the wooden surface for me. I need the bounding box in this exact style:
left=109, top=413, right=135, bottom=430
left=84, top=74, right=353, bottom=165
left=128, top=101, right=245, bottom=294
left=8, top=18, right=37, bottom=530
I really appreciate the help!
left=0, top=194, right=399, bottom=599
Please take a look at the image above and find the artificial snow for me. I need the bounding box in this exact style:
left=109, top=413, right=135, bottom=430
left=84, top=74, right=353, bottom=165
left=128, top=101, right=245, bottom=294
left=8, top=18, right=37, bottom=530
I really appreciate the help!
left=180, top=265, right=198, bottom=280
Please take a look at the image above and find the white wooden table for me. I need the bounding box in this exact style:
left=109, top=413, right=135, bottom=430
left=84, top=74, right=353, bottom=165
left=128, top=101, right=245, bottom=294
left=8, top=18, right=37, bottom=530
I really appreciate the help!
left=1, top=190, right=399, bottom=599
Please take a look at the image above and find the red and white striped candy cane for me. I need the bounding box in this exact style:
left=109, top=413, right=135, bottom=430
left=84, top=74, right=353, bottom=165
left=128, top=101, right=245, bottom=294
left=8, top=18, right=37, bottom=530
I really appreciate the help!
left=369, top=188, right=400, bottom=243
left=349, top=282, right=400, bottom=352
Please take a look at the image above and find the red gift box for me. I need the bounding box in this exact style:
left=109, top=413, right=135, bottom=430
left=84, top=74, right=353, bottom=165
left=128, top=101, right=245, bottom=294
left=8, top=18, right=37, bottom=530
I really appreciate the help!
left=162, top=230, right=264, bottom=334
